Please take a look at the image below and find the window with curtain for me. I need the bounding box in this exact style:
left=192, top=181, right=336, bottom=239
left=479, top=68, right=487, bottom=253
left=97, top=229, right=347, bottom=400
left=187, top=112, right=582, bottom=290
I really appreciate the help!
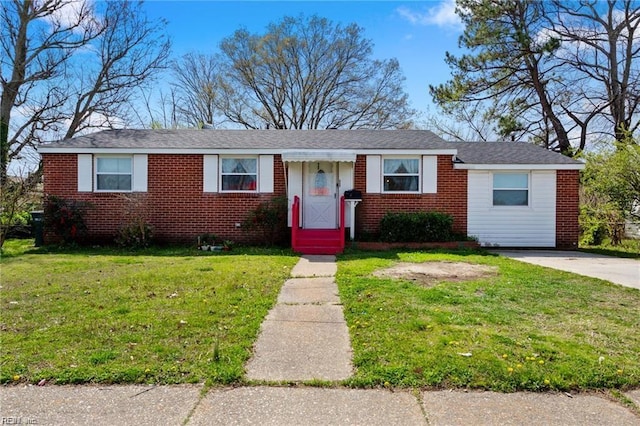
left=493, top=173, right=529, bottom=206
left=221, top=158, right=257, bottom=191
left=96, top=157, right=132, bottom=191
left=383, top=158, right=419, bottom=192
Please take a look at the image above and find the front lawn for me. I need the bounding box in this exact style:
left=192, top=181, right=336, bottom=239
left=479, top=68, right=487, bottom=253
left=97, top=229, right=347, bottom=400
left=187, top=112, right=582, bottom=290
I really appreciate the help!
left=337, top=250, right=640, bottom=391
left=3, top=241, right=639, bottom=392
left=0, top=240, right=298, bottom=385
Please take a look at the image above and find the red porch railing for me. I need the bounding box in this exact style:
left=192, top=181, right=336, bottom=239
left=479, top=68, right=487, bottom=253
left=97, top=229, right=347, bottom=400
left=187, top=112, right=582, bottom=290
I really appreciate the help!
left=291, top=195, right=346, bottom=255
left=339, top=195, right=345, bottom=249
left=292, top=195, right=300, bottom=253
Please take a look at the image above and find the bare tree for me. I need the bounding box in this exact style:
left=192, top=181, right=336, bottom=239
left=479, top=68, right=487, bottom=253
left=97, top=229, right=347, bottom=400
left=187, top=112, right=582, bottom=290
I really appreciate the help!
left=1, top=1, right=170, bottom=180
left=0, top=0, right=170, bottom=248
left=215, top=15, right=415, bottom=129
left=426, top=103, right=496, bottom=141
left=431, top=0, right=575, bottom=154
left=1, top=0, right=101, bottom=186
left=548, top=0, right=640, bottom=143
left=134, top=87, right=181, bottom=129
left=171, top=52, right=221, bottom=127
left=63, top=0, right=171, bottom=138
left=430, top=0, right=639, bottom=154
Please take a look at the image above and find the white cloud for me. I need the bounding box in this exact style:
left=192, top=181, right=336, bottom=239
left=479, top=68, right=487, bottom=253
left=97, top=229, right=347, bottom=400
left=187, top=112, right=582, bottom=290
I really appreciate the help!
left=36, top=0, right=98, bottom=33
left=397, top=0, right=462, bottom=30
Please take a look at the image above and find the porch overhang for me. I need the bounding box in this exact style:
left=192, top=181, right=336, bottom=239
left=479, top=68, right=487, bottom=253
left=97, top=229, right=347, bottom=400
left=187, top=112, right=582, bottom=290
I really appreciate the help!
left=281, top=150, right=357, bottom=163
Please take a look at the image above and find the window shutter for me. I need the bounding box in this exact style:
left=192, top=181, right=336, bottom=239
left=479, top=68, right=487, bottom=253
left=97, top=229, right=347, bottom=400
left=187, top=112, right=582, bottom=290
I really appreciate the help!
left=132, top=154, right=148, bottom=192
left=77, top=154, right=92, bottom=192
left=366, top=155, right=381, bottom=193
left=422, top=156, right=437, bottom=193
left=203, top=155, right=218, bottom=192
left=258, top=155, right=274, bottom=193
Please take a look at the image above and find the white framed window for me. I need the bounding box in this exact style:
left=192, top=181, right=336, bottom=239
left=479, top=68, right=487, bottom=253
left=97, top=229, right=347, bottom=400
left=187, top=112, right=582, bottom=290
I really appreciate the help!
left=95, top=156, right=132, bottom=191
left=383, top=157, right=420, bottom=192
left=493, top=173, right=529, bottom=206
left=220, top=157, right=257, bottom=192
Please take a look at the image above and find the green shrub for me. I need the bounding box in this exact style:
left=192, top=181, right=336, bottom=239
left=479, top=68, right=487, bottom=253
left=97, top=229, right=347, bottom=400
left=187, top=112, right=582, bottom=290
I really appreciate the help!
left=379, top=211, right=455, bottom=242
left=114, top=193, right=153, bottom=248
left=44, top=195, right=91, bottom=244
left=115, top=220, right=153, bottom=248
left=242, top=196, right=289, bottom=246
left=579, top=205, right=606, bottom=246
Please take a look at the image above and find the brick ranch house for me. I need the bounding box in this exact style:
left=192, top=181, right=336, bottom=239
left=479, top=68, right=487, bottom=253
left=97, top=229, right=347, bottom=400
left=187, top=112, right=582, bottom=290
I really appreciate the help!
left=38, top=129, right=584, bottom=253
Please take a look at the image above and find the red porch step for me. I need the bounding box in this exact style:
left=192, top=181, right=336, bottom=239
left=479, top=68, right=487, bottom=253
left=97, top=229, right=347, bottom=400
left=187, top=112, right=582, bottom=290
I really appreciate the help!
left=293, top=229, right=344, bottom=255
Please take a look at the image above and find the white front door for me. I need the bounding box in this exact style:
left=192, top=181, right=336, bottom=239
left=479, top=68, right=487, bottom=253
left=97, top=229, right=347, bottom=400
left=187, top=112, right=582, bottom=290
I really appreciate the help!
left=303, top=162, right=337, bottom=229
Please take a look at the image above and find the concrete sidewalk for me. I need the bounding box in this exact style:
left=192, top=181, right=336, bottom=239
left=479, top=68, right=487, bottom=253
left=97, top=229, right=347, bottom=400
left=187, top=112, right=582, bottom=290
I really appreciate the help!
left=2, top=385, right=639, bottom=425
left=2, top=255, right=639, bottom=425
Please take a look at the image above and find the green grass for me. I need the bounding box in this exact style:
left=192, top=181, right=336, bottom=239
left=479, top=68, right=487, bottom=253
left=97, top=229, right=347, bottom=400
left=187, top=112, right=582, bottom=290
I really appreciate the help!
left=1, top=239, right=298, bottom=385
left=580, top=238, right=640, bottom=259
left=3, top=240, right=639, bottom=392
left=336, top=249, right=640, bottom=391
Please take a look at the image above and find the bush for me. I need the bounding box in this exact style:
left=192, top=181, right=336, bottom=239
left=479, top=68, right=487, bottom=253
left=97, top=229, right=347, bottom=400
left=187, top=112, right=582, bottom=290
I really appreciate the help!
left=3, top=210, right=33, bottom=239
left=579, top=202, right=625, bottom=246
left=115, top=220, right=153, bottom=248
left=242, top=196, right=289, bottom=246
left=379, top=211, right=455, bottom=243
left=44, top=195, right=91, bottom=244
left=114, top=194, right=153, bottom=248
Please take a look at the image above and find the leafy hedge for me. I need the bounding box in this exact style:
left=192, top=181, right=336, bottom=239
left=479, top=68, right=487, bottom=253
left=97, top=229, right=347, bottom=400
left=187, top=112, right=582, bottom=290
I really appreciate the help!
left=379, top=211, right=455, bottom=242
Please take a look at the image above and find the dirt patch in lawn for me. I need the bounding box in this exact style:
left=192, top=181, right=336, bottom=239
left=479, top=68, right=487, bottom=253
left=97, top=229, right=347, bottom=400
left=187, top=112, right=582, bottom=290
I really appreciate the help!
left=373, top=261, right=498, bottom=287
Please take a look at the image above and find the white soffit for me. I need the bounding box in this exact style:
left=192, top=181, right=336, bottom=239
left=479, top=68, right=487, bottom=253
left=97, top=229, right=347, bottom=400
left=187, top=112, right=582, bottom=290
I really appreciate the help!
left=281, top=150, right=357, bottom=162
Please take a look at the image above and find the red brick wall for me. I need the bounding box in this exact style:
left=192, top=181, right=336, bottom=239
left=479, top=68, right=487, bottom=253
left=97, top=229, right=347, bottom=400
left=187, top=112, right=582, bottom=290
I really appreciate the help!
left=44, top=153, right=580, bottom=247
left=353, top=155, right=468, bottom=237
left=556, top=169, right=580, bottom=249
left=42, top=154, right=287, bottom=244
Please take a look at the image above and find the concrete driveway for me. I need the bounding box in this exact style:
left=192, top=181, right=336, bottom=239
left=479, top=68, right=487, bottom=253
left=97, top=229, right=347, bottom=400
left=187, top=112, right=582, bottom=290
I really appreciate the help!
left=495, top=250, right=640, bottom=290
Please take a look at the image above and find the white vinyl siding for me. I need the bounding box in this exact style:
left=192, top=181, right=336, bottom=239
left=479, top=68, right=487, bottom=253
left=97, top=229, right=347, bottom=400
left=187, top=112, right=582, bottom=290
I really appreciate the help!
left=287, top=162, right=303, bottom=226
left=258, top=155, right=274, bottom=193
left=203, top=155, right=219, bottom=192
left=339, top=162, right=354, bottom=227
left=468, top=170, right=556, bottom=247
left=77, top=154, right=92, bottom=192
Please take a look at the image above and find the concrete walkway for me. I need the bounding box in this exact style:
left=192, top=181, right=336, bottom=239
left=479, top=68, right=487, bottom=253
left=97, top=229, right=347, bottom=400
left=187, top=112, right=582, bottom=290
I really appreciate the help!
left=245, top=255, right=353, bottom=382
left=495, top=250, right=640, bottom=290
left=2, top=255, right=639, bottom=425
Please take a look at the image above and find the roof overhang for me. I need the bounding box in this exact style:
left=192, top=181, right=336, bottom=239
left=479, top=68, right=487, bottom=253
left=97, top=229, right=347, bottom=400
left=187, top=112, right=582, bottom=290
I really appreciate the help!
left=281, top=150, right=357, bottom=162
left=453, top=163, right=585, bottom=170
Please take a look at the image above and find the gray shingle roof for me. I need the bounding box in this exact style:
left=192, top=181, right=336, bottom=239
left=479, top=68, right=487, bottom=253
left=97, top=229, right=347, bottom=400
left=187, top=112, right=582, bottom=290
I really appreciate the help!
left=39, top=129, right=453, bottom=150
left=38, top=129, right=583, bottom=166
left=452, top=142, right=581, bottom=165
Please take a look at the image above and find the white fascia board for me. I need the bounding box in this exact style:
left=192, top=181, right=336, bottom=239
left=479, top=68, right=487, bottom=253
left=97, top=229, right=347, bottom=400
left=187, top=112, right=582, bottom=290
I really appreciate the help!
left=37, top=147, right=285, bottom=155
left=281, top=150, right=357, bottom=162
left=454, top=163, right=585, bottom=170
left=38, top=147, right=460, bottom=156
left=362, top=149, right=458, bottom=156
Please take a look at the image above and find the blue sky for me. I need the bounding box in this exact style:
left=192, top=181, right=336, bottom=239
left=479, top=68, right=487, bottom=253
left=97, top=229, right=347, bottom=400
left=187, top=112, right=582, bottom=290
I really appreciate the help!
left=143, top=0, right=464, bottom=116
